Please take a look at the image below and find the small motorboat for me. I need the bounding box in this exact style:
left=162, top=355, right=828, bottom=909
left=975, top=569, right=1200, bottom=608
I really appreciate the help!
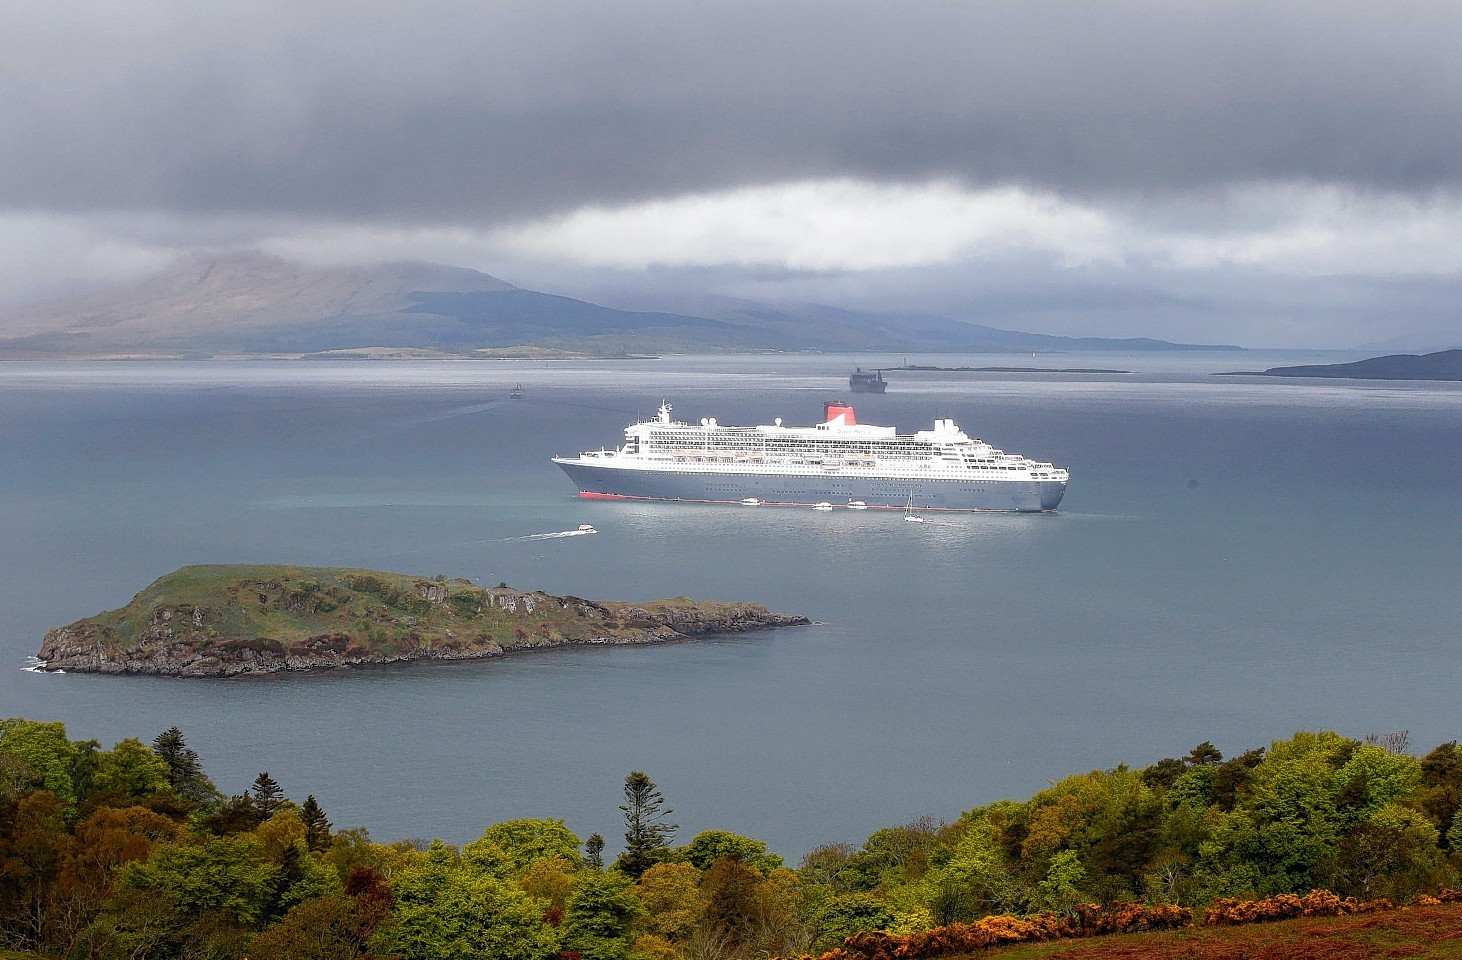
left=846, top=500, right=868, bottom=510
left=740, top=498, right=762, bottom=506
left=577, top=523, right=597, bottom=533
left=812, top=502, right=833, bottom=511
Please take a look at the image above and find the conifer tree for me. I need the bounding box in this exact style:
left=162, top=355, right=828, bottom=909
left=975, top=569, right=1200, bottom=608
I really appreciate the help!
left=250, top=772, right=287, bottom=818
left=615, top=771, right=676, bottom=878
left=585, top=833, right=605, bottom=869
left=300, top=794, right=333, bottom=852
left=151, top=726, right=221, bottom=805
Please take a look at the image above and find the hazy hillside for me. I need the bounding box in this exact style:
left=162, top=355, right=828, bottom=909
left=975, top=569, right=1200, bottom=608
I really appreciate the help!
left=1262, top=349, right=1462, bottom=380
left=0, top=254, right=518, bottom=355
left=0, top=253, right=1238, bottom=357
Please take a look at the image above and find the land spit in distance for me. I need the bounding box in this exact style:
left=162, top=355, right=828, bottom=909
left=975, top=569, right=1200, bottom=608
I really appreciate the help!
left=35, top=564, right=808, bottom=677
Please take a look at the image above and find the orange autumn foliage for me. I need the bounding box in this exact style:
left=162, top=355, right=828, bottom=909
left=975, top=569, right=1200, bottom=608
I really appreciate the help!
left=777, top=891, right=1462, bottom=960
left=1201, top=889, right=1392, bottom=925
left=780, top=901, right=1190, bottom=960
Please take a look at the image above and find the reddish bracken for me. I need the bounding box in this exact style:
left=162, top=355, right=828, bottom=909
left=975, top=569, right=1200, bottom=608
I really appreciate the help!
left=774, top=890, right=1462, bottom=960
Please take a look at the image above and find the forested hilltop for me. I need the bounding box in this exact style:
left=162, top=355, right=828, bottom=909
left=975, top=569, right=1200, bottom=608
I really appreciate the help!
left=2, top=720, right=1460, bottom=960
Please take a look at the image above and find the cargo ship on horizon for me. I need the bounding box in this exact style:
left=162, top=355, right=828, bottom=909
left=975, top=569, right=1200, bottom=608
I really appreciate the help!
left=849, top=367, right=887, bottom=393
left=552, top=402, right=1068, bottom=512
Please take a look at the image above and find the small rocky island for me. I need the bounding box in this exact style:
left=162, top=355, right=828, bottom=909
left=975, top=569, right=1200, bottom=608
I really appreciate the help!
left=36, top=565, right=808, bottom=677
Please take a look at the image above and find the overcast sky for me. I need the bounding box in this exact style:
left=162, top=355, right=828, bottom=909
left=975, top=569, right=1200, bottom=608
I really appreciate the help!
left=4, top=0, right=1462, bottom=348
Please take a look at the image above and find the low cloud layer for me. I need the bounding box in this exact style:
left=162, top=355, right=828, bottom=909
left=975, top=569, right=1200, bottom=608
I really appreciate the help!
left=4, top=1, right=1462, bottom=347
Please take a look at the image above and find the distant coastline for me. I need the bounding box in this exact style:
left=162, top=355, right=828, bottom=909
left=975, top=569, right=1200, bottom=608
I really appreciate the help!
left=893, top=364, right=1128, bottom=374
left=1218, top=348, right=1462, bottom=381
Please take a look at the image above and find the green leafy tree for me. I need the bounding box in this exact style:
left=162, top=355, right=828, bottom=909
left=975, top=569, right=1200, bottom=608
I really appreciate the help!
left=69, top=739, right=103, bottom=805
left=674, top=829, right=783, bottom=874
left=86, top=831, right=279, bottom=956
left=920, top=814, right=1026, bottom=920
left=1166, top=765, right=1218, bottom=810
left=810, top=894, right=894, bottom=951
left=475, top=817, right=584, bottom=872
left=841, top=818, right=942, bottom=887
left=1335, top=803, right=1451, bottom=901
left=0, top=718, right=77, bottom=806
left=115, top=833, right=278, bottom=929
left=615, top=771, right=676, bottom=879
left=561, top=868, right=644, bottom=960
left=1448, top=809, right=1462, bottom=851
left=1333, top=745, right=1421, bottom=826
left=1035, top=849, right=1087, bottom=915
left=459, top=836, right=513, bottom=879
left=1418, top=741, right=1462, bottom=845
left=91, top=737, right=171, bottom=804
left=386, top=840, right=557, bottom=960
left=1198, top=811, right=1320, bottom=898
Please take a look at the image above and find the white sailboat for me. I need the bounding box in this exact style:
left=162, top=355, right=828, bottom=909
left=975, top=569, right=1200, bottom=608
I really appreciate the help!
left=904, top=490, right=926, bottom=522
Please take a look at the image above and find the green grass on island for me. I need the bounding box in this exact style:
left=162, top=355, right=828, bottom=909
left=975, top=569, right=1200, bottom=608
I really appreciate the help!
left=38, top=564, right=802, bottom=675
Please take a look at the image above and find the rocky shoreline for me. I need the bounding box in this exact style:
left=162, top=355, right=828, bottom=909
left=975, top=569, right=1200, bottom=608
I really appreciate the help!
left=34, top=565, right=809, bottom=678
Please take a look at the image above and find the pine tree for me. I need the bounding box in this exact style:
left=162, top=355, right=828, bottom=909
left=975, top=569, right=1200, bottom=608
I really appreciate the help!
left=151, top=726, right=221, bottom=805
left=300, top=794, right=333, bottom=852
left=585, top=833, right=605, bottom=869
left=615, top=771, right=676, bottom=879
left=250, top=772, right=287, bottom=819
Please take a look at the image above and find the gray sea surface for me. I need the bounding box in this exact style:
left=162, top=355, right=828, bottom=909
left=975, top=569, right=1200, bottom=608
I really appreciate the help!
left=2, top=352, right=1459, bottom=858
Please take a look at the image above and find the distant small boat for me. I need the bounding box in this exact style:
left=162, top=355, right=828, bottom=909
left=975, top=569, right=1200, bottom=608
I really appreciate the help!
left=812, top=502, right=833, bottom=511
left=846, top=500, right=868, bottom=510
left=510, top=384, right=525, bottom=399
left=740, top=498, right=762, bottom=506
left=903, top=491, right=926, bottom=522
left=577, top=523, right=596, bottom=533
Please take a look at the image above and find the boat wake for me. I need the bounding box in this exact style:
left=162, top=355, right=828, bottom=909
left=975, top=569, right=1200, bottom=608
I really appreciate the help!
left=477, top=526, right=598, bottom=543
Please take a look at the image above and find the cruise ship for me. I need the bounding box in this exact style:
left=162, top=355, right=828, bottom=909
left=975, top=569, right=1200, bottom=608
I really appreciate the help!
left=552, top=402, right=1068, bottom=512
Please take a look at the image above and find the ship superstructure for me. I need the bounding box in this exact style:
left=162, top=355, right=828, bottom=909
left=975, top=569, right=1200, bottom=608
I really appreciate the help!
left=849, top=367, right=887, bottom=393
left=552, top=402, right=1068, bottom=512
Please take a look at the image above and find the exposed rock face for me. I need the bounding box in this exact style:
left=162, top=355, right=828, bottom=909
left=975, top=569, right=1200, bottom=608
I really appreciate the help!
left=610, top=600, right=810, bottom=635
left=35, top=565, right=808, bottom=678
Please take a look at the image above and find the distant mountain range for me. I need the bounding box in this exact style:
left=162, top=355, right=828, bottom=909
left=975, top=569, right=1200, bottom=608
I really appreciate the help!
left=0, top=253, right=1241, bottom=358
left=1260, top=349, right=1462, bottom=381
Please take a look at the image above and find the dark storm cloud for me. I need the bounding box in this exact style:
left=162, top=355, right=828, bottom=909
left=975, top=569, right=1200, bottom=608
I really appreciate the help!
left=5, top=0, right=1462, bottom=224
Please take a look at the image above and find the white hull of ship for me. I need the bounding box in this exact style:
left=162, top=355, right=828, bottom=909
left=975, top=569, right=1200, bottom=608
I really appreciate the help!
left=553, top=460, right=1066, bottom=512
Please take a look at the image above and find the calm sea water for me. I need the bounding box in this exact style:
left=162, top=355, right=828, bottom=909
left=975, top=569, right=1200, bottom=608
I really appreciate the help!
left=2, top=353, right=1459, bottom=858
